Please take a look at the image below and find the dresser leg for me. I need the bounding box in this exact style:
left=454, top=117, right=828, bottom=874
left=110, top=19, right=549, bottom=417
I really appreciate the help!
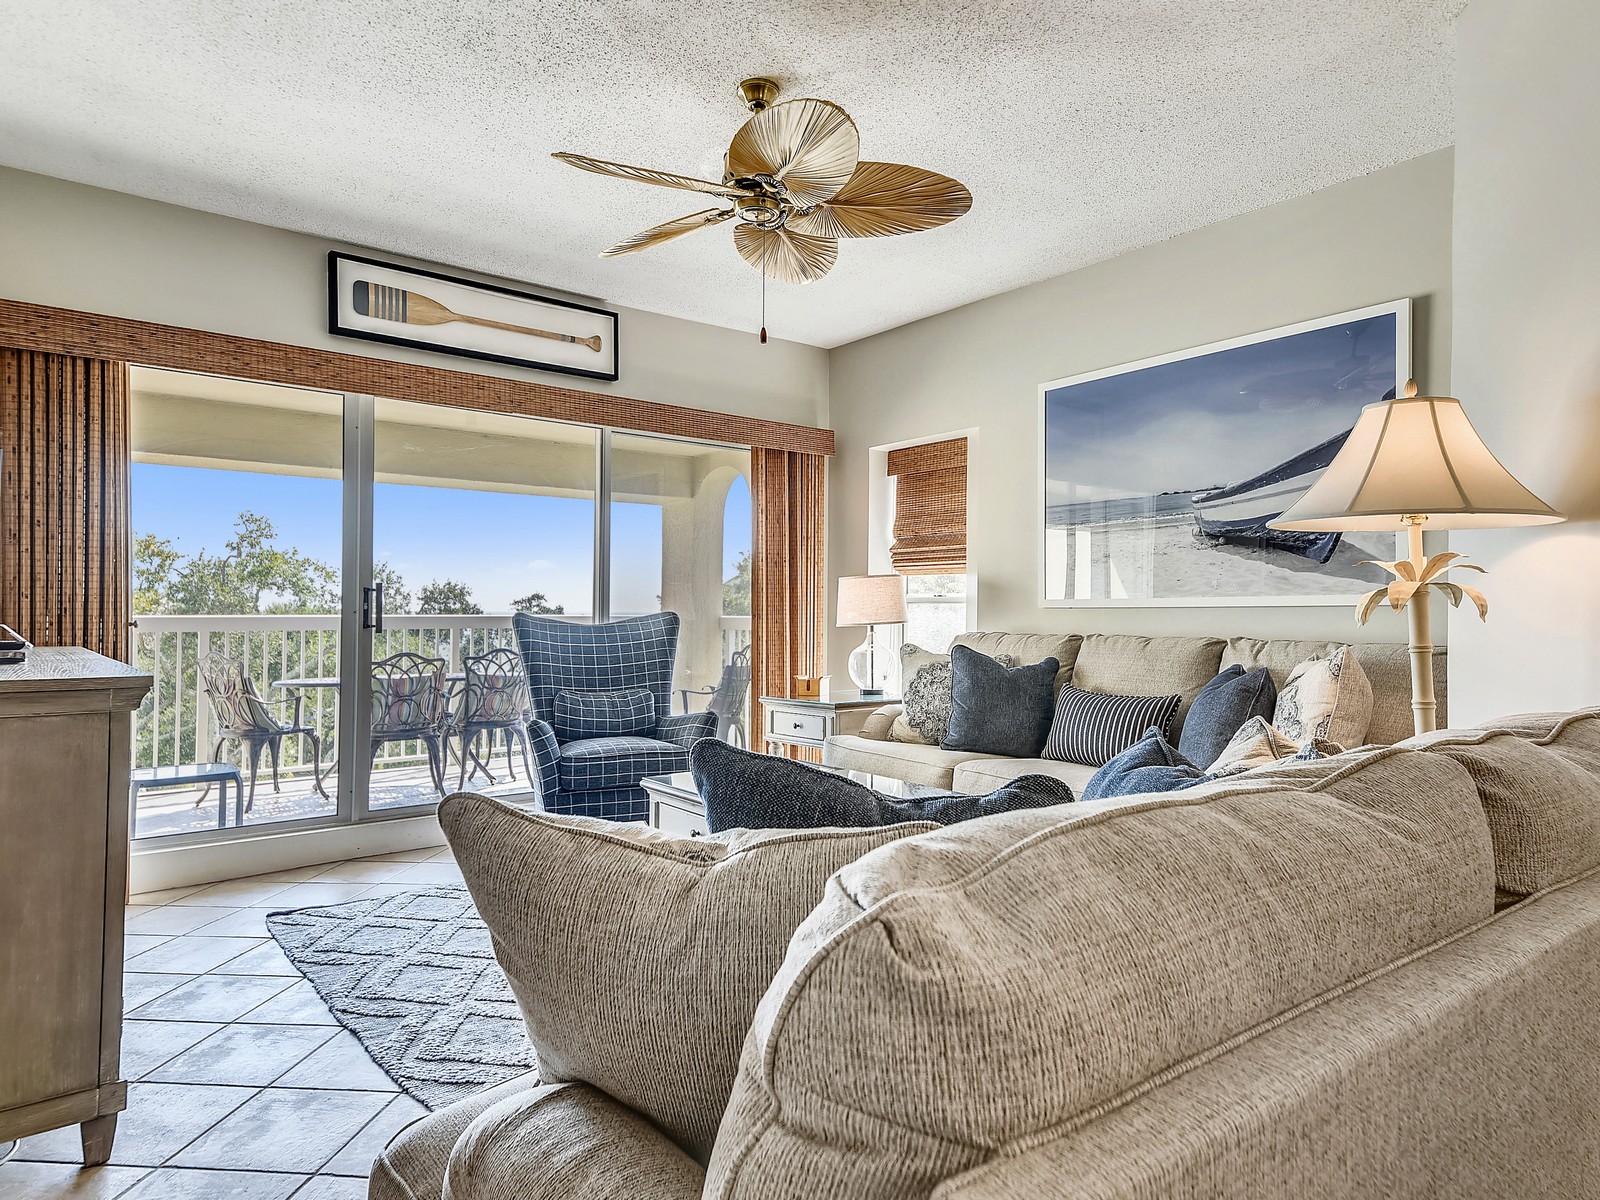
left=80, top=1114, right=117, bottom=1166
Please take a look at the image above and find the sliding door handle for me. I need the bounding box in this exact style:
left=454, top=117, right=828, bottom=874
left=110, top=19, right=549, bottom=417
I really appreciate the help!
left=362, top=583, right=386, bottom=633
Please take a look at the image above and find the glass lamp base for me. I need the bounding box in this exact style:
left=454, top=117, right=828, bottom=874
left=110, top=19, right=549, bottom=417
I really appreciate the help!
left=847, top=631, right=884, bottom=696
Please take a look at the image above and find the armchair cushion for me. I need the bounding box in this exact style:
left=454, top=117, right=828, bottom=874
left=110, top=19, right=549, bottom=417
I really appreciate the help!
left=558, top=736, right=689, bottom=793
left=552, top=688, right=656, bottom=741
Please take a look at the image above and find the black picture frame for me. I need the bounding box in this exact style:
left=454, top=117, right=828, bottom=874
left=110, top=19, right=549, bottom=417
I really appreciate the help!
left=327, top=251, right=620, bottom=382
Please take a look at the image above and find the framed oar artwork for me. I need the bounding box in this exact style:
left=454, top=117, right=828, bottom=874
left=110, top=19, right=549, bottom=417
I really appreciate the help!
left=328, top=252, right=618, bottom=381
left=1038, top=299, right=1410, bottom=606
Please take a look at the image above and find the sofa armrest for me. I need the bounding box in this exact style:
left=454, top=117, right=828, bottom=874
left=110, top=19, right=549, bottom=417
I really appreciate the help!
left=857, top=704, right=904, bottom=742
left=657, top=709, right=717, bottom=748
left=445, top=1081, right=705, bottom=1200
left=370, top=1069, right=540, bottom=1200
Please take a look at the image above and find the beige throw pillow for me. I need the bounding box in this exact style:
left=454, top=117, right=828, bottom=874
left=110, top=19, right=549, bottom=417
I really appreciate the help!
left=438, top=793, right=936, bottom=1164
left=1207, top=715, right=1346, bottom=777
left=1274, top=645, right=1372, bottom=747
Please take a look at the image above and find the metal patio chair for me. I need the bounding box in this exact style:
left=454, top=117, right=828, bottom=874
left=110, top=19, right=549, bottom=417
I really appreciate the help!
left=199, top=651, right=328, bottom=814
left=678, top=646, right=752, bottom=747
left=446, top=646, right=537, bottom=791
left=370, top=651, right=450, bottom=796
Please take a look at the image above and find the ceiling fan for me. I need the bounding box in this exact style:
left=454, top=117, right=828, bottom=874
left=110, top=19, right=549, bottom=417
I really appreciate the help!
left=553, top=77, right=972, bottom=328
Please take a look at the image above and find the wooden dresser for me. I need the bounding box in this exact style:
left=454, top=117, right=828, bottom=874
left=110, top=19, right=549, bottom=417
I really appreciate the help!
left=0, top=648, right=150, bottom=1164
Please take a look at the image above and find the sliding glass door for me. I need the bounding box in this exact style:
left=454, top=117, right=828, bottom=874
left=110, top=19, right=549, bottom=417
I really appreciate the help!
left=129, top=369, right=752, bottom=846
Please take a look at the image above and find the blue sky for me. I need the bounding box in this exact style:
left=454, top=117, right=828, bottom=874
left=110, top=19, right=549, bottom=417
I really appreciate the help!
left=133, top=464, right=751, bottom=616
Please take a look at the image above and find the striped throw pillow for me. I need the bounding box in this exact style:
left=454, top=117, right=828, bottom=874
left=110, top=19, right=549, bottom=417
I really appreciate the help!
left=1043, top=685, right=1182, bottom=767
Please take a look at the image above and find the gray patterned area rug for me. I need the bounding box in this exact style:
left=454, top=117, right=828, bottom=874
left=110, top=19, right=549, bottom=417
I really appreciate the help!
left=266, top=887, right=534, bottom=1109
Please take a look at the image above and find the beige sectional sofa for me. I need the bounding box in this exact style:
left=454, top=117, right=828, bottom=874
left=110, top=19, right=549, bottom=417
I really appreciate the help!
left=824, top=630, right=1449, bottom=792
left=372, top=705, right=1600, bottom=1199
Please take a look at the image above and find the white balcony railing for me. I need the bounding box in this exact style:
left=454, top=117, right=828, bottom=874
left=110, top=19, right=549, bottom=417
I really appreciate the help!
left=131, top=612, right=754, bottom=781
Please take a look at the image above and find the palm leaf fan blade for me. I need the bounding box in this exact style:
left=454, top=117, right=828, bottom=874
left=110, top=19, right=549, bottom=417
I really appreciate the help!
left=601, top=208, right=734, bottom=257
left=732, top=225, right=838, bottom=284
left=788, top=161, right=973, bottom=238
left=725, top=98, right=860, bottom=206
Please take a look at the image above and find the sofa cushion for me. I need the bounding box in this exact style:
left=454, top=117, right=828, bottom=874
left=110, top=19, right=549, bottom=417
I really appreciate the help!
left=1042, top=684, right=1182, bottom=766
left=706, top=749, right=1494, bottom=1199
left=557, top=735, right=687, bottom=792
left=691, top=738, right=1073, bottom=832
left=438, top=794, right=935, bottom=1164
left=1178, top=665, right=1278, bottom=767
left=953, top=631, right=1082, bottom=690
left=942, top=646, right=1057, bottom=757
left=1408, top=710, right=1600, bottom=898
left=1274, top=646, right=1373, bottom=747
left=823, top=734, right=1003, bottom=789
left=1069, top=634, right=1225, bottom=739
left=950, top=756, right=1100, bottom=796
left=552, top=688, right=656, bottom=741
left=889, top=645, right=1011, bottom=746
left=445, top=1081, right=704, bottom=1200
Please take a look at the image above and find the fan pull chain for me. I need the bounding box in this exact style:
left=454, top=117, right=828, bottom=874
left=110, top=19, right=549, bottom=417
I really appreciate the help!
left=759, top=239, right=769, bottom=344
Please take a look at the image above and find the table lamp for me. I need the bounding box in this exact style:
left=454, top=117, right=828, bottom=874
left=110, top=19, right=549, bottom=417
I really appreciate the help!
left=837, top=574, right=906, bottom=697
left=1271, top=380, right=1563, bottom=736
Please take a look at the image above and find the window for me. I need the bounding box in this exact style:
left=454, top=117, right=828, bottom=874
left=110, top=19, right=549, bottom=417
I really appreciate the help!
left=886, top=437, right=970, bottom=657
left=904, top=573, right=968, bottom=654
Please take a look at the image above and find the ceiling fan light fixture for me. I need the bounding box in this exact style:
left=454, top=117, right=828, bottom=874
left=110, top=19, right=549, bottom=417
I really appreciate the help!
left=735, top=194, right=786, bottom=228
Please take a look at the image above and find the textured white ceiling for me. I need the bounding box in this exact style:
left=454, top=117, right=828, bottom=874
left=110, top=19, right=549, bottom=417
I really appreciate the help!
left=0, top=1, right=1463, bottom=349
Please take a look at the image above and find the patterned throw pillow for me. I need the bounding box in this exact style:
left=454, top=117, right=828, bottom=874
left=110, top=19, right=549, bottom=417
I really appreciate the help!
left=1043, top=685, right=1182, bottom=767
left=552, top=688, right=656, bottom=741
left=1209, top=715, right=1344, bottom=777
left=1273, top=645, right=1373, bottom=748
left=889, top=645, right=1012, bottom=746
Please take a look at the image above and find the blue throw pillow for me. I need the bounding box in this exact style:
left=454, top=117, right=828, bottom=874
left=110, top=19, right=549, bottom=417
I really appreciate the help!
left=1043, top=685, right=1182, bottom=767
left=941, top=645, right=1059, bottom=757
left=1178, top=665, right=1278, bottom=769
left=690, top=738, right=1074, bottom=833
left=1081, top=728, right=1211, bottom=802
left=552, top=688, right=656, bottom=741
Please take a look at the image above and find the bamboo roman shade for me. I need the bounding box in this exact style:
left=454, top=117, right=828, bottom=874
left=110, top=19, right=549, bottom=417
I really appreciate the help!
left=0, top=349, right=132, bottom=661
left=886, top=437, right=967, bottom=575
left=750, top=447, right=827, bottom=761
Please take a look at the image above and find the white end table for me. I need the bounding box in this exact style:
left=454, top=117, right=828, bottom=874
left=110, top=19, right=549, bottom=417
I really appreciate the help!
left=759, top=692, right=893, bottom=757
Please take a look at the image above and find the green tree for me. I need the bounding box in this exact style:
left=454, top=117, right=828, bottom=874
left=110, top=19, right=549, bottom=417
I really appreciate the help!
left=133, top=531, right=182, bottom=615
left=151, top=511, right=337, bottom=615
left=722, top=550, right=752, bottom=616
left=373, top=561, right=414, bottom=615
left=510, top=590, right=565, bottom=614
left=418, top=578, right=482, bottom=614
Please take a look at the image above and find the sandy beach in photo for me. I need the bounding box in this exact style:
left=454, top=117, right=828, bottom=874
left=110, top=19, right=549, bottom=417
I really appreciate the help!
left=1045, top=515, right=1393, bottom=601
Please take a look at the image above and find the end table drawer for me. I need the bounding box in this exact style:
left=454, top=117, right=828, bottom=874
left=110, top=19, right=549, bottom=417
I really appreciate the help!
left=653, top=799, right=708, bottom=839
left=768, top=708, right=825, bottom=743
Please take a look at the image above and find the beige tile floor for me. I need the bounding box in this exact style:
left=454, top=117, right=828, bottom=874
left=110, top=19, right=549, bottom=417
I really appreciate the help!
left=1, top=846, right=464, bottom=1199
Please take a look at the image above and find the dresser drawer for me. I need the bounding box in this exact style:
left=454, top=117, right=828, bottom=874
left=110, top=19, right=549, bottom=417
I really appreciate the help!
left=767, top=708, right=825, bottom=743
left=651, top=798, right=708, bottom=838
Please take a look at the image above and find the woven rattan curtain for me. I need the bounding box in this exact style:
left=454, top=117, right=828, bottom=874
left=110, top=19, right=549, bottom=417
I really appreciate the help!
left=750, top=447, right=826, bottom=761
left=887, top=437, right=967, bottom=575
left=0, top=348, right=132, bottom=660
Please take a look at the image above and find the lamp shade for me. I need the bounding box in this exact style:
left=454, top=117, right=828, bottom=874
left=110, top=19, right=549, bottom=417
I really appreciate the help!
left=837, top=574, right=906, bottom=626
left=1271, top=393, right=1564, bottom=532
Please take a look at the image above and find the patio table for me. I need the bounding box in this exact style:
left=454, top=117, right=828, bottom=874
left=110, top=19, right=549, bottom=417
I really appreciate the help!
left=130, top=761, right=245, bottom=835
left=272, top=674, right=471, bottom=791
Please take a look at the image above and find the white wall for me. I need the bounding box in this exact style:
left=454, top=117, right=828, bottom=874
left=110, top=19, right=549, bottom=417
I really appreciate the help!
left=826, top=150, right=1454, bottom=679
left=0, top=165, right=829, bottom=428
left=1446, top=0, right=1600, bottom=722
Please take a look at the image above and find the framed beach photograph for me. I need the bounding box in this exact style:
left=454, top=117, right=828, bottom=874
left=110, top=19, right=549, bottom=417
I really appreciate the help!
left=1039, top=299, right=1410, bottom=607
left=328, top=252, right=619, bottom=381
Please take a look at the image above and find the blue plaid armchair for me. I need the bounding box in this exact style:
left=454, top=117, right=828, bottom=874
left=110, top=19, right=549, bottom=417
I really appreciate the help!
left=512, top=611, right=716, bottom=821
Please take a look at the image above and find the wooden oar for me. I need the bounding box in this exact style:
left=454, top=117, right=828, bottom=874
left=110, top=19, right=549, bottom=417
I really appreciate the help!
left=353, top=280, right=603, bottom=352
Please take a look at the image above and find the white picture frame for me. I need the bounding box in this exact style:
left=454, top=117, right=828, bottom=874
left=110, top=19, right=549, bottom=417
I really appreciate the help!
left=1038, top=299, right=1410, bottom=608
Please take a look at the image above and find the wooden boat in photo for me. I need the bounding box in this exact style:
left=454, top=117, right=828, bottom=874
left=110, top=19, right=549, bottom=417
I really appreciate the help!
left=1190, top=427, right=1354, bottom=563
